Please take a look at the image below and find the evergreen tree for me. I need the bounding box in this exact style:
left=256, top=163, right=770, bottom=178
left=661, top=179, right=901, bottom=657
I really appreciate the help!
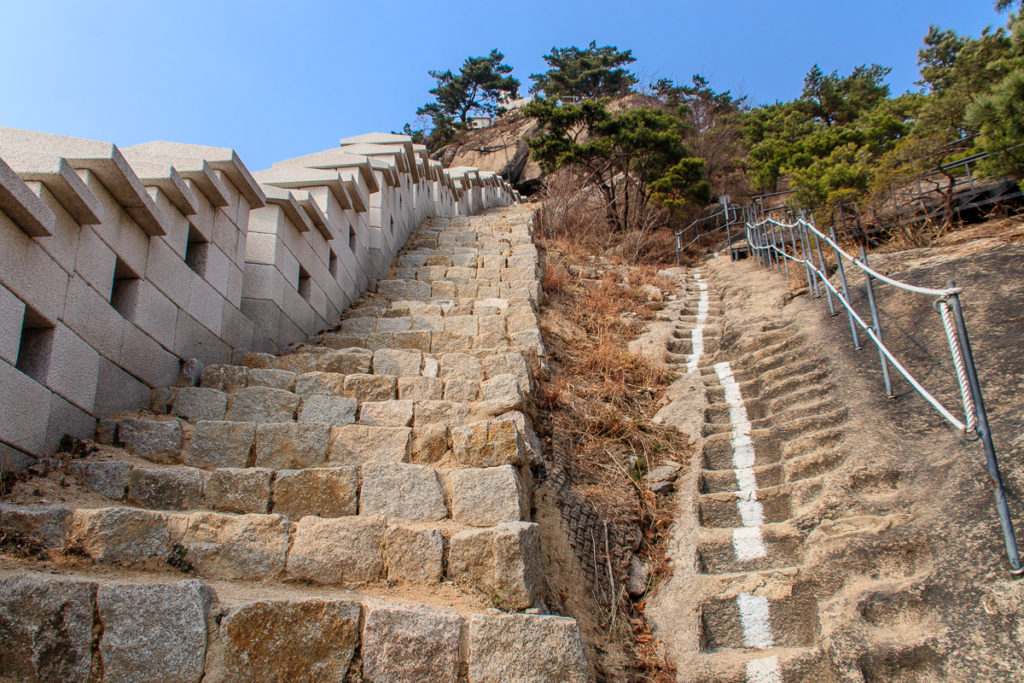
left=525, top=98, right=709, bottom=232
left=528, top=42, right=637, bottom=101
left=417, top=49, right=519, bottom=146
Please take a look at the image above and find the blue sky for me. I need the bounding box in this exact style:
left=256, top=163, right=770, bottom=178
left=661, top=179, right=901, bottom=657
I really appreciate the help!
left=0, top=1, right=1007, bottom=171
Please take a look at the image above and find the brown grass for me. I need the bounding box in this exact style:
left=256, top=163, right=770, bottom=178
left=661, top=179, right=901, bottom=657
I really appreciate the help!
left=534, top=237, right=689, bottom=680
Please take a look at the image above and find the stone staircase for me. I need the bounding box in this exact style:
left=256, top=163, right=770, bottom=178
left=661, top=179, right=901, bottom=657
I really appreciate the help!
left=649, top=269, right=845, bottom=681
left=0, top=206, right=589, bottom=682
left=648, top=262, right=957, bottom=681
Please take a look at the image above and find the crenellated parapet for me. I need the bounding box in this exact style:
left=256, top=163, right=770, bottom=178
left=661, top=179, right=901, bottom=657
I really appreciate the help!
left=0, top=127, right=517, bottom=463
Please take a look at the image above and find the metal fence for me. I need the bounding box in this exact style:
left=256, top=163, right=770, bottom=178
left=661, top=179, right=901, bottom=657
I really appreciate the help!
left=744, top=210, right=1023, bottom=575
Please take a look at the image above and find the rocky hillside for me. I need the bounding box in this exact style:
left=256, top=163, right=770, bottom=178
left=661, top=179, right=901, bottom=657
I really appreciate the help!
left=435, top=111, right=542, bottom=194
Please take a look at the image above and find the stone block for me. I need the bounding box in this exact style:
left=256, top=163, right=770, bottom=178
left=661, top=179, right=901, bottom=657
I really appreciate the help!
left=199, top=364, right=249, bottom=392
left=443, top=378, right=479, bottom=402
left=483, top=352, right=531, bottom=393
left=327, top=424, right=409, bottom=465
left=118, top=418, right=183, bottom=464
left=410, top=423, right=449, bottom=464
left=362, top=602, right=462, bottom=682
left=285, top=515, right=384, bottom=585
left=444, top=315, right=479, bottom=337
left=375, top=280, right=407, bottom=299
left=179, top=511, right=290, bottom=580
left=358, top=400, right=413, bottom=427
left=254, top=422, right=330, bottom=469
left=97, top=580, right=212, bottom=683
left=204, top=467, right=272, bottom=514
left=119, top=323, right=180, bottom=388
left=128, top=466, right=203, bottom=511
left=294, top=371, right=346, bottom=396
left=376, top=316, right=411, bottom=332
left=59, top=275, right=124, bottom=362
left=467, top=613, right=588, bottom=682
left=339, top=317, right=375, bottom=335
left=68, top=460, right=131, bottom=499
left=511, top=329, right=544, bottom=353
left=390, top=329, right=431, bottom=351
left=0, top=575, right=95, bottom=682
left=241, top=351, right=276, bottom=369
left=440, top=352, right=482, bottom=380
left=431, top=281, right=456, bottom=298
left=343, top=373, right=396, bottom=401
left=448, top=522, right=543, bottom=610
left=298, top=395, right=357, bottom=426
left=430, top=331, right=473, bottom=353
left=185, top=420, right=255, bottom=469
left=272, top=467, right=359, bottom=519
left=360, top=462, right=447, bottom=522
left=398, top=376, right=443, bottom=401
left=449, top=465, right=522, bottom=526
left=225, top=386, right=299, bottom=423
left=247, top=367, right=297, bottom=390
left=478, top=314, right=506, bottom=336
left=0, top=503, right=70, bottom=548
left=384, top=525, right=445, bottom=583
left=0, top=286, right=24, bottom=366
left=93, top=358, right=150, bottom=417
left=413, top=400, right=471, bottom=427
left=478, top=373, right=525, bottom=415
left=406, top=280, right=431, bottom=299
left=317, top=347, right=374, bottom=374
left=450, top=415, right=524, bottom=467
left=70, top=507, right=168, bottom=565
left=410, top=312, right=445, bottom=331
left=45, top=393, right=96, bottom=454
left=171, top=386, right=228, bottom=423
left=213, top=599, right=360, bottom=681
left=372, top=348, right=422, bottom=376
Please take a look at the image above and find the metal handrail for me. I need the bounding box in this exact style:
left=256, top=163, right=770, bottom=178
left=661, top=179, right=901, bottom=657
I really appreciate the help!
left=744, top=213, right=1023, bottom=575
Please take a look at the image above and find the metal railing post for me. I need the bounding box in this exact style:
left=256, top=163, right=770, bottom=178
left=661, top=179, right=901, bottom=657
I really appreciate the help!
left=860, top=247, right=894, bottom=398
left=780, top=224, right=791, bottom=279
left=675, top=231, right=680, bottom=266
left=831, top=226, right=862, bottom=350
left=814, top=226, right=836, bottom=316
left=796, top=216, right=815, bottom=294
left=947, top=281, right=1024, bottom=574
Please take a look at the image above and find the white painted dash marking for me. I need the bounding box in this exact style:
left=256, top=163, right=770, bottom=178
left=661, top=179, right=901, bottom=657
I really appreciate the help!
left=737, top=592, right=775, bottom=649
left=686, top=273, right=709, bottom=373
left=732, top=526, right=767, bottom=561
left=746, top=655, right=783, bottom=683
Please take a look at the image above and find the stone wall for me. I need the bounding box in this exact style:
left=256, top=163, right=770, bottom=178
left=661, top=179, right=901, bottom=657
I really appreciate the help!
left=0, top=127, right=519, bottom=464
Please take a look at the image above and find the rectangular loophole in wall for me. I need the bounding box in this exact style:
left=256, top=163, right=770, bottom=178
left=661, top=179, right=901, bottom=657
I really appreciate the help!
left=348, top=224, right=356, bottom=252
left=110, top=257, right=141, bottom=320
left=298, top=265, right=311, bottom=302
left=185, top=224, right=209, bottom=277
left=15, top=305, right=55, bottom=382
left=328, top=251, right=339, bottom=280
left=389, top=217, right=394, bottom=235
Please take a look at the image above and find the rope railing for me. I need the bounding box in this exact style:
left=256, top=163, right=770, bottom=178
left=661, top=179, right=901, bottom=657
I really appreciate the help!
left=744, top=211, right=1023, bottom=575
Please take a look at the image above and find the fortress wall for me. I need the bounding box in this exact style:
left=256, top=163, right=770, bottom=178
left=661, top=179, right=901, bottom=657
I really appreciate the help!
left=0, top=127, right=517, bottom=464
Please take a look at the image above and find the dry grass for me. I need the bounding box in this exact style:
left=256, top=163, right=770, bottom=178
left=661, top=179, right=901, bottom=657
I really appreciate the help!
left=533, top=169, right=684, bottom=266
left=534, top=238, right=688, bottom=680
